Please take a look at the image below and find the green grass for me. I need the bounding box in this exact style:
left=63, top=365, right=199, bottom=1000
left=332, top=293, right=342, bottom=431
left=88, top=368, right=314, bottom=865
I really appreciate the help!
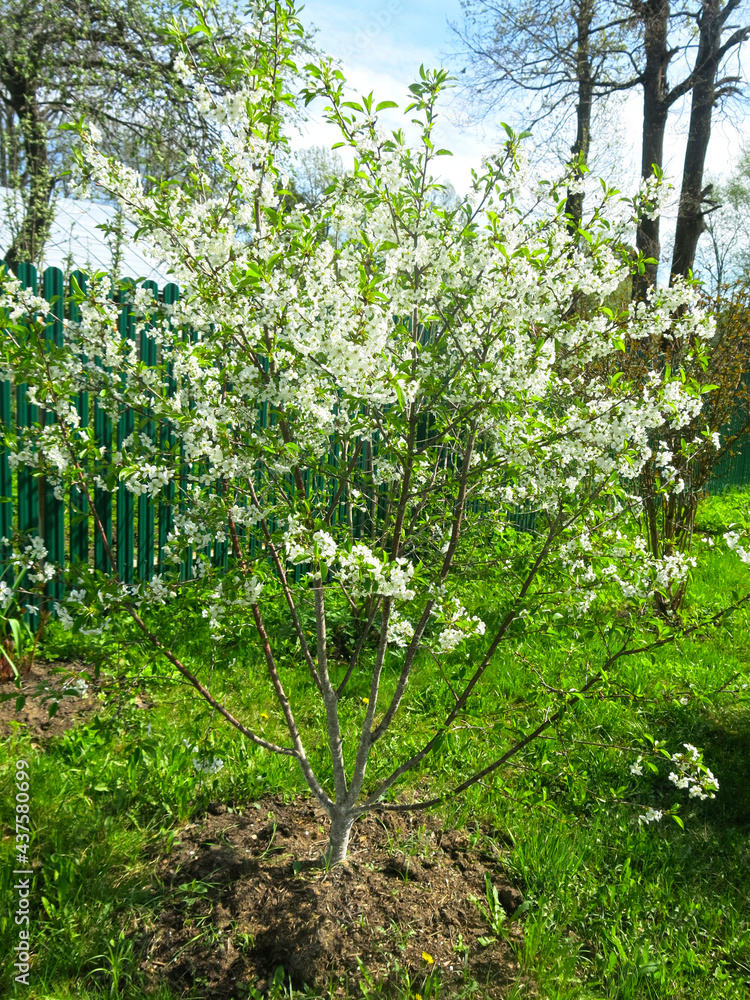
left=1, top=499, right=750, bottom=999
left=696, top=486, right=750, bottom=534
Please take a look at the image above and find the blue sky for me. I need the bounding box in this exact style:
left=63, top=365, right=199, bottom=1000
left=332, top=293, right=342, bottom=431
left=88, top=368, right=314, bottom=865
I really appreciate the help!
left=295, top=0, right=516, bottom=191
left=295, top=0, right=748, bottom=205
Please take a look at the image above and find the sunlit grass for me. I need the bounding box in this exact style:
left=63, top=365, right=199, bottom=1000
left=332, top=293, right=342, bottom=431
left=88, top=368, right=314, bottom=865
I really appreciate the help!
left=1, top=493, right=749, bottom=998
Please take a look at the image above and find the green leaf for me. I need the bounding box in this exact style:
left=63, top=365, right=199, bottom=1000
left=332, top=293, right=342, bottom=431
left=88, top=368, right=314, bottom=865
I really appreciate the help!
left=509, top=900, right=531, bottom=920
left=375, top=100, right=398, bottom=112
left=9, top=617, right=24, bottom=653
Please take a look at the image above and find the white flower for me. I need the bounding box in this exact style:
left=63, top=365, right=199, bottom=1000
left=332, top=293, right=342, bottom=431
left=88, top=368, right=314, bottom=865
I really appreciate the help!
left=638, top=807, right=663, bottom=825
left=432, top=598, right=486, bottom=653
left=54, top=602, right=75, bottom=630
left=725, top=530, right=750, bottom=564
left=193, top=756, right=224, bottom=775
left=387, top=611, right=414, bottom=648
left=65, top=677, right=89, bottom=699
left=146, top=575, right=171, bottom=604
left=312, top=529, right=337, bottom=562
left=244, top=576, right=264, bottom=605
left=667, top=744, right=719, bottom=800
left=629, top=756, right=643, bottom=776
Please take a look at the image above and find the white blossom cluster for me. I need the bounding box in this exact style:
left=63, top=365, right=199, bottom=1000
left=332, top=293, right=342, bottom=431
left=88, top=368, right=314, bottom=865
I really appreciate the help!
left=201, top=573, right=264, bottom=634
left=429, top=597, right=486, bottom=654
left=555, top=519, right=698, bottom=615
left=63, top=677, right=90, bottom=699
left=283, top=517, right=337, bottom=569
left=632, top=172, right=674, bottom=222
left=638, top=807, right=664, bottom=825
left=338, top=545, right=416, bottom=601
left=724, top=529, right=750, bottom=565
left=183, top=740, right=225, bottom=775
left=386, top=610, right=415, bottom=648
left=667, top=743, right=719, bottom=801
left=632, top=742, right=719, bottom=826
left=0, top=535, right=55, bottom=589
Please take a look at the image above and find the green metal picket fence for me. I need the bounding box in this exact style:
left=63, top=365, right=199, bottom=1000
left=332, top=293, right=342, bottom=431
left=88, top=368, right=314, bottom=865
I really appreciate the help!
left=2, top=263, right=749, bottom=603
left=707, top=389, right=750, bottom=493
left=0, top=263, right=188, bottom=592
left=0, top=263, right=430, bottom=595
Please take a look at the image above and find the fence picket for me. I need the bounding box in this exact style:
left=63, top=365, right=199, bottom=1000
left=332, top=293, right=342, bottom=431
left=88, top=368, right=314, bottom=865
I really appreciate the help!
left=2, top=261, right=750, bottom=609
left=93, top=310, right=113, bottom=571
left=116, top=283, right=136, bottom=583
left=69, top=271, right=90, bottom=566
left=16, top=264, right=39, bottom=537
left=42, top=267, right=66, bottom=600
left=137, top=280, right=159, bottom=581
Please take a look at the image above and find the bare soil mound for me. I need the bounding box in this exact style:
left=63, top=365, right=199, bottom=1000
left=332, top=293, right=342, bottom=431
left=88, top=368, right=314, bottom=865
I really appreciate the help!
left=0, top=660, right=101, bottom=739
left=141, top=797, right=528, bottom=998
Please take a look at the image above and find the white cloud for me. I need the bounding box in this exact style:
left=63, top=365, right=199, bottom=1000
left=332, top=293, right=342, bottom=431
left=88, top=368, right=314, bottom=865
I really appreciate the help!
left=296, top=0, right=750, bottom=212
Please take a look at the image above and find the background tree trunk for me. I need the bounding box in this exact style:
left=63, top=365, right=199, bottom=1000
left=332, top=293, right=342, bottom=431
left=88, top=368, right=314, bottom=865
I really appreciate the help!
left=671, top=0, right=750, bottom=280
left=3, top=86, right=53, bottom=269
left=635, top=0, right=671, bottom=296
left=565, top=0, right=594, bottom=230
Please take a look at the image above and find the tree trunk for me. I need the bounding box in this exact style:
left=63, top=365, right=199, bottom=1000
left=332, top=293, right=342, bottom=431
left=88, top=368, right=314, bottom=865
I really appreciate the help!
left=635, top=0, right=671, bottom=297
left=323, top=808, right=356, bottom=866
left=1, top=109, right=21, bottom=188
left=0, top=110, right=8, bottom=188
left=3, top=83, right=54, bottom=269
left=565, top=0, right=594, bottom=231
left=671, top=0, right=748, bottom=280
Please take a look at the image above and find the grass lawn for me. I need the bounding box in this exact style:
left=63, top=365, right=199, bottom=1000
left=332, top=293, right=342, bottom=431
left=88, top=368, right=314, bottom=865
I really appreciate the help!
left=1, top=493, right=749, bottom=999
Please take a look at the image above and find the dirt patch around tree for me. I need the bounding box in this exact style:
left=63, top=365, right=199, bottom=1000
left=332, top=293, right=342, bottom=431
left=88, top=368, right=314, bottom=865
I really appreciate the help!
left=140, top=796, right=529, bottom=998
left=0, top=660, right=102, bottom=739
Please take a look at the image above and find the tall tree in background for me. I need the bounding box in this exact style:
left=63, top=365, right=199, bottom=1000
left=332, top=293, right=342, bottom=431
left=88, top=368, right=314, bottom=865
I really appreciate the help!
left=670, top=0, right=750, bottom=280
left=698, top=148, right=750, bottom=288
left=451, top=0, right=642, bottom=228
left=454, top=0, right=750, bottom=619
left=453, top=0, right=750, bottom=281
left=0, top=0, right=310, bottom=268
left=633, top=0, right=749, bottom=290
